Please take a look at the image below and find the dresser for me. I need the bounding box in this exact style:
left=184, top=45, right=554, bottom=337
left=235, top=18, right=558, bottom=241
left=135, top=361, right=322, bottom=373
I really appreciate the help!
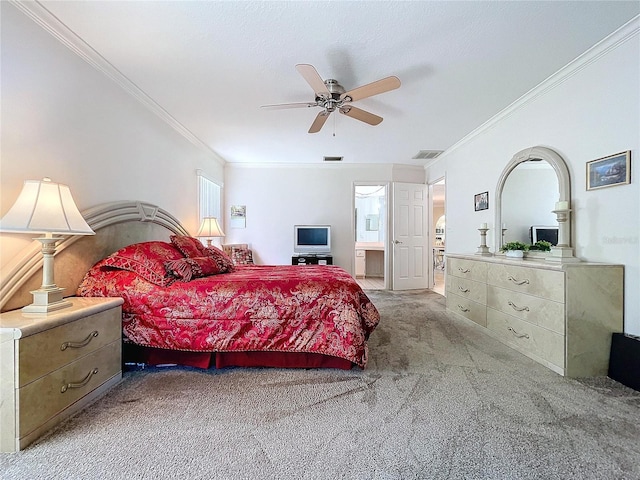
left=0, top=297, right=123, bottom=452
left=446, top=254, right=623, bottom=377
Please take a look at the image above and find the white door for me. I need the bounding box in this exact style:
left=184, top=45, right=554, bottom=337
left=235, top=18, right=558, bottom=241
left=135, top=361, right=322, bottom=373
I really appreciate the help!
left=392, top=182, right=428, bottom=290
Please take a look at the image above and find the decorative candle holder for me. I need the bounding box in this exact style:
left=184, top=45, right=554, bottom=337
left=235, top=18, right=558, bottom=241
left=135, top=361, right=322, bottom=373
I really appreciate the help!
left=552, top=208, right=571, bottom=245
left=548, top=206, right=577, bottom=262
left=475, top=228, right=492, bottom=256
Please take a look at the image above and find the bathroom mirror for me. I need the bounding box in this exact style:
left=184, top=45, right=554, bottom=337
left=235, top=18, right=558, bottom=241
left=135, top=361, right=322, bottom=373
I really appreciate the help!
left=495, top=146, right=574, bottom=260
left=355, top=185, right=386, bottom=243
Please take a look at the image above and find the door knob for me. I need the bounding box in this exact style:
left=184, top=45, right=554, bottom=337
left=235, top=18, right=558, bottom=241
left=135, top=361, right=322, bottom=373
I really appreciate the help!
left=393, top=240, right=403, bottom=244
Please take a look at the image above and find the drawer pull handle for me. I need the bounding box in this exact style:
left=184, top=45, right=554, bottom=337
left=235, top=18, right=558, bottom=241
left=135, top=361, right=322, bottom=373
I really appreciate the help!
left=457, top=304, right=470, bottom=313
left=508, top=327, right=530, bottom=339
left=458, top=286, right=470, bottom=293
left=458, top=267, right=471, bottom=274
left=507, top=275, right=530, bottom=286
left=61, top=331, right=99, bottom=351
left=61, top=368, right=99, bottom=393
left=508, top=301, right=530, bottom=312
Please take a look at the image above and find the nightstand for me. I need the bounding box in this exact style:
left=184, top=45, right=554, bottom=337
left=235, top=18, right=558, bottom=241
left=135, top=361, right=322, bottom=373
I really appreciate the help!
left=0, top=297, right=124, bottom=452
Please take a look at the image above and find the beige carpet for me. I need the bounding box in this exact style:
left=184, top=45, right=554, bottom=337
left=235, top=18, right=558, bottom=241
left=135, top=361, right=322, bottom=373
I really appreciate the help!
left=2, top=289, right=639, bottom=479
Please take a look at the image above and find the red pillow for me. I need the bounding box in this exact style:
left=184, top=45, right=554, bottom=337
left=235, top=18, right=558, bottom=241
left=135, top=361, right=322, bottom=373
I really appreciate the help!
left=170, top=235, right=206, bottom=258
left=203, top=246, right=235, bottom=272
left=165, top=256, right=231, bottom=282
left=99, top=241, right=184, bottom=286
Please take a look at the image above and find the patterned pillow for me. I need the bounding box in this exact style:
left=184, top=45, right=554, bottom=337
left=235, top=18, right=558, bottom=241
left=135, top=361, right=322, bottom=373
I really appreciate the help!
left=203, top=246, right=235, bottom=272
left=170, top=235, right=206, bottom=258
left=165, top=256, right=231, bottom=282
left=100, top=241, right=184, bottom=286
left=230, top=246, right=254, bottom=265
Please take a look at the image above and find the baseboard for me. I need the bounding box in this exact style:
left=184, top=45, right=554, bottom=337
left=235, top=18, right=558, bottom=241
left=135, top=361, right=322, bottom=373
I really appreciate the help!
left=608, top=333, right=640, bottom=391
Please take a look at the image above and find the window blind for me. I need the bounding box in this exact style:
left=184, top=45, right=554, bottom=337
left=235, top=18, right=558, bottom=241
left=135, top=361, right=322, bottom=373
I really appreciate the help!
left=197, top=172, right=222, bottom=223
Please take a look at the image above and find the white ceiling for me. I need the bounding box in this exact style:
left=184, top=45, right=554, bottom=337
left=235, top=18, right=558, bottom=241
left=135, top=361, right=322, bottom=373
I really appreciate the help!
left=37, top=1, right=639, bottom=166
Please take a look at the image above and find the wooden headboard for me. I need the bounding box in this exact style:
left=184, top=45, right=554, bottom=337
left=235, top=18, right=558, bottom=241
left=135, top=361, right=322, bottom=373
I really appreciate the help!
left=1, top=201, right=189, bottom=312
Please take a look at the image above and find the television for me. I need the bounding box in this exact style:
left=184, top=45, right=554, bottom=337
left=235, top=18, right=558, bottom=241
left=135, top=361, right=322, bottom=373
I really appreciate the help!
left=530, top=225, right=559, bottom=246
left=294, top=225, right=331, bottom=254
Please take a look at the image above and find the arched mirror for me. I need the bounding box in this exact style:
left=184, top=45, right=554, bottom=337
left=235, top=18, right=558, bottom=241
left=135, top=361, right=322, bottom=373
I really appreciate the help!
left=495, top=146, right=575, bottom=261
left=502, top=162, right=557, bottom=244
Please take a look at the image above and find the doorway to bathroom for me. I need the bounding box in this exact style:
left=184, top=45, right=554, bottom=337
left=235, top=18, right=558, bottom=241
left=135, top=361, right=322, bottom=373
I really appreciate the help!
left=430, top=178, right=445, bottom=295
left=354, top=183, right=388, bottom=290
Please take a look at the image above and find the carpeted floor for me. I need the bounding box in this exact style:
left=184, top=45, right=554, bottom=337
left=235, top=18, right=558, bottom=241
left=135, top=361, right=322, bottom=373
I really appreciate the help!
left=2, top=289, right=639, bottom=479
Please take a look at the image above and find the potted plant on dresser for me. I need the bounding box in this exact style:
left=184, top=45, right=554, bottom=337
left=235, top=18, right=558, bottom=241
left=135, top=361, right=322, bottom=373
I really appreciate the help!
left=528, top=240, right=552, bottom=252
left=500, top=241, right=528, bottom=258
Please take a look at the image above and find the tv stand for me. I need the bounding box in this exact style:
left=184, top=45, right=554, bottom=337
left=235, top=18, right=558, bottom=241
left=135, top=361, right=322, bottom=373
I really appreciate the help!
left=292, top=254, right=333, bottom=266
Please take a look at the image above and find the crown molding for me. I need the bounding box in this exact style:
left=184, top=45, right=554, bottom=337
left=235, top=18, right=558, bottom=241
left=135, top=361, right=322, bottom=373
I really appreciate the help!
left=10, top=0, right=226, bottom=166
left=428, top=14, right=640, bottom=168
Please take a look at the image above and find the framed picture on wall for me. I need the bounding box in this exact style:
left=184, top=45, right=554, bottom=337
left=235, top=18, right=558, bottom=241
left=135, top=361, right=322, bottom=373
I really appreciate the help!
left=230, top=205, right=246, bottom=228
left=586, top=151, right=631, bottom=190
left=474, top=191, right=489, bottom=211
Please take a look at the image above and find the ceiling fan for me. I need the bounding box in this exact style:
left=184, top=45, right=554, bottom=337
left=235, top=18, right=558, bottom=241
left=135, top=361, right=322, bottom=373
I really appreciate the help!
left=261, top=64, right=401, bottom=133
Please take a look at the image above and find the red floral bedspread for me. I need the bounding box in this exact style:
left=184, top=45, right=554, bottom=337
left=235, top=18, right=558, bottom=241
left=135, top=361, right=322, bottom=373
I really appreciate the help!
left=78, top=265, right=380, bottom=368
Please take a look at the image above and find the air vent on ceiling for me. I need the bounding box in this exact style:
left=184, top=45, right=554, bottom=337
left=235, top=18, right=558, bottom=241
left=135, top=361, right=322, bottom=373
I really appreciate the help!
left=323, top=156, right=343, bottom=162
left=412, top=150, right=443, bottom=160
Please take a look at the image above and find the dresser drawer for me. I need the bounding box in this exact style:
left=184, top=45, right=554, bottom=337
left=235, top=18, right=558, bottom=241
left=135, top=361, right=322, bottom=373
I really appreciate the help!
left=446, top=292, right=486, bottom=327
left=18, top=307, right=121, bottom=387
left=448, top=257, right=487, bottom=282
left=487, top=286, right=565, bottom=335
left=487, top=309, right=564, bottom=368
left=487, top=263, right=564, bottom=302
left=447, top=276, right=486, bottom=305
left=18, top=339, right=121, bottom=438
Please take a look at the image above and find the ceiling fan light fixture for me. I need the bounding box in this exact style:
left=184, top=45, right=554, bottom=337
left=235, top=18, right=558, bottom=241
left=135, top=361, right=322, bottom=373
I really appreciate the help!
left=264, top=64, right=400, bottom=134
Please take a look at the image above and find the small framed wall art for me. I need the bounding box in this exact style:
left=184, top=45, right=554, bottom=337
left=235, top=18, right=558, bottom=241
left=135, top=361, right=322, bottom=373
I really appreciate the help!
left=474, top=191, right=489, bottom=211
left=586, top=150, right=631, bottom=191
left=230, top=205, right=246, bottom=228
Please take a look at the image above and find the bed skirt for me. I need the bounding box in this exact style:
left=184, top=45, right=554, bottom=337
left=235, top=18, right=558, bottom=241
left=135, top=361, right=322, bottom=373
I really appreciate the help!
left=123, top=343, right=354, bottom=370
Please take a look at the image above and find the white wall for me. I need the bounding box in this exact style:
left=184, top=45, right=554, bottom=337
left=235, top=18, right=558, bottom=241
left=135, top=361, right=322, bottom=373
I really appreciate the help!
left=224, top=164, right=424, bottom=270
left=427, top=23, right=640, bottom=335
left=0, top=4, right=224, bottom=269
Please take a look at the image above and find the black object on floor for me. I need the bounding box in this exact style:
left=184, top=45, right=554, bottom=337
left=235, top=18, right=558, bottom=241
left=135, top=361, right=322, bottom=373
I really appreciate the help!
left=608, top=333, right=640, bottom=391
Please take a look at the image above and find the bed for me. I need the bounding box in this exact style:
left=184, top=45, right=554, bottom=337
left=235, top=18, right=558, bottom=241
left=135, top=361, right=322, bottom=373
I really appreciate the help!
left=76, top=235, right=380, bottom=370
left=2, top=201, right=379, bottom=370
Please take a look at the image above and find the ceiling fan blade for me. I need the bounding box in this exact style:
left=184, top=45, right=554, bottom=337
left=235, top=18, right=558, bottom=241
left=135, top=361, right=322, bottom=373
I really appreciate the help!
left=309, top=111, right=330, bottom=133
left=339, top=105, right=383, bottom=126
left=296, top=64, right=330, bottom=96
left=261, top=102, right=318, bottom=110
left=341, top=76, right=401, bottom=102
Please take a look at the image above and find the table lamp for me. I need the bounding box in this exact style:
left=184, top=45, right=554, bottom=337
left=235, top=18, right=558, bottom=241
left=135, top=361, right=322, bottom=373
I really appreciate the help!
left=0, top=178, right=95, bottom=313
left=196, top=217, right=225, bottom=247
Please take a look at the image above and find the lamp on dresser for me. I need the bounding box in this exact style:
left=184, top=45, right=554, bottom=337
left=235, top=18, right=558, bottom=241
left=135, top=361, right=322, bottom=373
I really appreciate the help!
left=196, top=217, right=225, bottom=247
left=0, top=178, right=95, bottom=313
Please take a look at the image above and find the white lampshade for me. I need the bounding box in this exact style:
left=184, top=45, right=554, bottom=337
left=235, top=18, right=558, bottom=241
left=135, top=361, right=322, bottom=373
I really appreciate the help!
left=0, top=178, right=94, bottom=235
left=196, top=217, right=225, bottom=238
left=0, top=178, right=94, bottom=313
